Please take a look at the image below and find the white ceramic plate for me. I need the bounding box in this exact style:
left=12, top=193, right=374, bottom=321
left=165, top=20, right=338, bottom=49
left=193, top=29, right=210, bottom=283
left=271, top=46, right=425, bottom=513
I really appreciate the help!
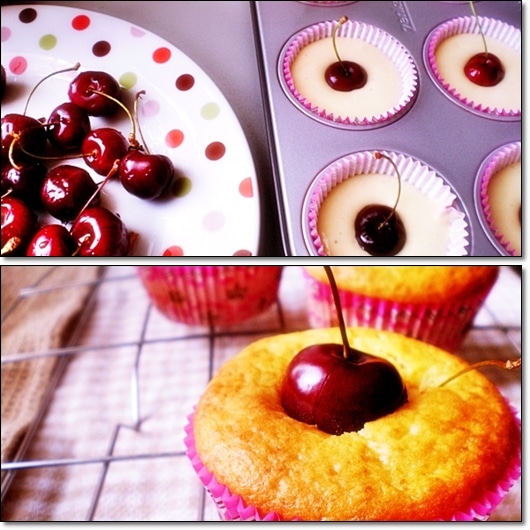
left=1, top=4, right=260, bottom=256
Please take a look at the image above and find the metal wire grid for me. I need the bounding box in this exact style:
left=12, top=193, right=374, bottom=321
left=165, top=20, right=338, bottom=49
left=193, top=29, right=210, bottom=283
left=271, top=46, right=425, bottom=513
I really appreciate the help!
left=0, top=265, right=522, bottom=521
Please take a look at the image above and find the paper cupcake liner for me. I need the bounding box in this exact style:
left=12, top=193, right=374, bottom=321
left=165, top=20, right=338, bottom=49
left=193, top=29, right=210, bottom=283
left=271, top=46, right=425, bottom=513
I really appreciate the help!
left=280, top=19, right=418, bottom=127
left=184, top=403, right=521, bottom=521
left=477, top=142, right=521, bottom=256
left=303, top=268, right=497, bottom=352
left=425, top=16, right=521, bottom=118
left=304, top=150, right=469, bottom=256
left=136, top=266, right=283, bottom=327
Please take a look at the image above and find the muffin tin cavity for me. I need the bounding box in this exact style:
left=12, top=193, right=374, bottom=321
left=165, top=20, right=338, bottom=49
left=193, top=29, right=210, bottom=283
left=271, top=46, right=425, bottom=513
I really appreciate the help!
left=251, top=1, right=521, bottom=256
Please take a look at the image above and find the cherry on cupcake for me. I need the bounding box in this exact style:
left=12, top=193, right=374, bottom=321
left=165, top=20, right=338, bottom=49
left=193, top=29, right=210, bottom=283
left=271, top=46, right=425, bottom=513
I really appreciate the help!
left=281, top=266, right=407, bottom=435
left=463, top=2, right=505, bottom=87
left=40, top=164, right=100, bottom=221
left=1, top=194, right=38, bottom=255
left=68, top=70, right=122, bottom=117
left=325, top=16, right=367, bottom=92
left=25, top=223, right=78, bottom=256
left=354, top=152, right=406, bottom=257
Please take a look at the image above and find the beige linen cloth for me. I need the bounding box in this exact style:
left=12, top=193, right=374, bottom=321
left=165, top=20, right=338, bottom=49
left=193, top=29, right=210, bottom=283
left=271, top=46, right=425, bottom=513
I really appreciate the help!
left=1, top=266, right=101, bottom=474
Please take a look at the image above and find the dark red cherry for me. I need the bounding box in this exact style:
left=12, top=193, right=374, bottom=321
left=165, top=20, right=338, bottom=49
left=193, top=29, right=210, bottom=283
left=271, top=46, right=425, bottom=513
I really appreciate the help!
left=25, top=223, right=77, bottom=256
left=71, top=206, right=129, bottom=256
left=281, top=343, right=407, bottom=435
left=47, top=102, right=91, bottom=151
left=1, top=195, right=38, bottom=256
left=354, top=204, right=406, bottom=257
left=2, top=161, right=47, bottom=209
left=119, top=150, right=173, bottom=200
left=68, top=70, right=122, bottom=117
left=81, top=127, right=128, bottom=176
left=1, top=113, right=47, bottom=164
left=464, top=52, right=505, bottom=87
left=41, top=164, right=99, bottom=221
left=325, top=61, right=367, bottom=91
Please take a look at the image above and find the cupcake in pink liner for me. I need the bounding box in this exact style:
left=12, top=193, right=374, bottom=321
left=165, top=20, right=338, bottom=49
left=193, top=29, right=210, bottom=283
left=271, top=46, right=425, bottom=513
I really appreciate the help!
left=279, top=18, right=418, bottom=128
left=184, top=327, right=520, bottom=520
left=136, top=266, right=283, bottom=327
left=476, top=141, right=521, bottom=256
left=303, top=266, right=500, bottom=353
left=425, top=16, right=521, bottom=119
left=303, top=150, right=470, bottom=256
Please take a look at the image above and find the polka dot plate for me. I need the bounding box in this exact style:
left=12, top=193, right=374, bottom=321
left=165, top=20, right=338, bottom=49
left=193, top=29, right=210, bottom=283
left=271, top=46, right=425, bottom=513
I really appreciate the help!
left=1, top=4, right=260, bottom=256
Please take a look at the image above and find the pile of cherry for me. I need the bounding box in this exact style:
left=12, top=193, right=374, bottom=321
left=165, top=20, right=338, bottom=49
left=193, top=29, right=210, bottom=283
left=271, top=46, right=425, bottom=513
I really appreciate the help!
left=1, top=63, right=174, bottom=256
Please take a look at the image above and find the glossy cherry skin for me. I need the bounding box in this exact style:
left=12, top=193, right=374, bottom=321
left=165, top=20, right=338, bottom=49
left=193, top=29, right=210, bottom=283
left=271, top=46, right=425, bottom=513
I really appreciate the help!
left=464, top=52, right=505, bottom=87
left=25, top=224, right=78, bottom=256
left=71, top=206, right=129, bottom=256
left=325, top=61, right=367, bottom=91
left=281, top=344, right=407, bottom=435
left=82, top=127, right=128, bottom=176
left=1, top=195, right=38, bottom=256
left=355, top=205, right=406, bottom=257
left=47, top=102, right=91, bottom=151
left=41, top=164, right=99, bottom=222
left=1, top=113, right=48, bottom=165
left=68, top=70, right=122, bottom=117
left=119, top=150, right=173, bottom=200
left=2, top=161, right=47, bottom=209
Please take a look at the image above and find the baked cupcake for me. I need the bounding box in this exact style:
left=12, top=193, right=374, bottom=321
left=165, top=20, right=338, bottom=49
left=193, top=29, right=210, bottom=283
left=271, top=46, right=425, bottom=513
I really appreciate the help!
left=303, top=265, right=499, bottom=352
left=476, top=141, right=521, bottom=256
left=304, top=150, right=469, bottom=256
left=185, top=327, right=521, bottom=521
left=280, top=18, right=418, bottom=128
left=136, top=266, right=283, bottom=327
left=425, top=15, right=521, bottom=119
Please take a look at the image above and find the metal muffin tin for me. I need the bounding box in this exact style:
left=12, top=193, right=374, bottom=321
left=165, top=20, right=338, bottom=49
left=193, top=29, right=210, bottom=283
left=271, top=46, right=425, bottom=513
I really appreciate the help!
left=250, top=0, right=521, bottom=256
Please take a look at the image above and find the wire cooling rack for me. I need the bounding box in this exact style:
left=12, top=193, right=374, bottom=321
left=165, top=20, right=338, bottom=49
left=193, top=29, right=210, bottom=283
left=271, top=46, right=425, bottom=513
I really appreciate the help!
left=0, top=265, right=522, bottom=521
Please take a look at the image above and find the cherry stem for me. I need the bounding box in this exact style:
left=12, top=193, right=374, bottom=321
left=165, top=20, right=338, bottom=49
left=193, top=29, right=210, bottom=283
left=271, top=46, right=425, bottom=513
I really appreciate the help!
left=134, top=90, right=150, bottom=155
left=73, top=158, right=120, bottom=224
left=89, top=89, right=142, bottom=150
left=323, top=265, right=355, bottom=361
left=374, top=152, right=402, bottom=230
left=438, top=358, right=521, bottom=388
left=332, top=16, right=350, bottom=77
left=23, top=62, right=81, bottom=116
left=469, top=1, right=489, bottom=57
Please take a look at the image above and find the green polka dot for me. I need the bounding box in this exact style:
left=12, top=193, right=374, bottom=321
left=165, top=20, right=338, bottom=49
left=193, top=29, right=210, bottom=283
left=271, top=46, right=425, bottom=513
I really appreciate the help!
left=173, top=176, right=192, bottom=197
left=119, top=72, right=137, bottom=90
left=200, top=102, right=220, bottom=120
left=39, top=34, right=57, bottom=50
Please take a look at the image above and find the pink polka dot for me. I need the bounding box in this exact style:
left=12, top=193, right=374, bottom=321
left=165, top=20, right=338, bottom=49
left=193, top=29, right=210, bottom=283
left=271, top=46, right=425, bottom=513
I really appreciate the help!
left=165, top=129, right=184, bottom=148
left=203, top=211, right=225, bottom=231
left=163, top=246, right=184, bottom=256
left=176, top=74, right=194, bottom=91
left=2, top=27, right=12, bottom=42
left=205, top=142, right=225, bottom=161
left=72, top=15, right=90, bottom=30
left=140, top=99, right=160, bottom=117
left=153, top=47, right=171, bottom=64
left=239, top=177, right=253, bottom=198
left=233, top=249, right=253, bottom=256
left=9, top=56, right=27, bottom=75
left=130, top=26, right=146, bottom=37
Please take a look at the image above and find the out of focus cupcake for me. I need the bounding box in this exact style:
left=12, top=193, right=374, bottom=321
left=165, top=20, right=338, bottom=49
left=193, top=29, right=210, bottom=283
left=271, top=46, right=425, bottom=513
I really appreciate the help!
left=280, top=17, right=418, bottom=128
left=304, top=150, right=469, bottom=256
left=303, top=265, right=499, bottom=352
left=425, top=15, right=520, bottom=119
left=476, top=141, right=521, bottom=256
left=137, top=266, right=283, bottom=326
